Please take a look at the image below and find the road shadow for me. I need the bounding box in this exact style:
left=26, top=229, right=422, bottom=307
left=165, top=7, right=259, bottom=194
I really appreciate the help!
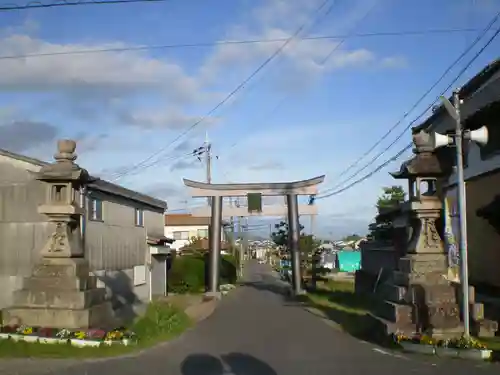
left=181, top=353, right=277, bottom=375
left=296, top=285, right=397, bottom=349
left=238, top=280, right=307, bottom=306
left=240, top=281, right=289, bottom=296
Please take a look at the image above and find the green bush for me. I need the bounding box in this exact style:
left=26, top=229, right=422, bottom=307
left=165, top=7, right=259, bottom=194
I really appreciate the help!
left=132, top=302, right=190, bottom=343
left=167, top=254, right=239, bottom=294
left=221, top=254, right=238, bottom=284
left=167, top=255, right=206, bottom=294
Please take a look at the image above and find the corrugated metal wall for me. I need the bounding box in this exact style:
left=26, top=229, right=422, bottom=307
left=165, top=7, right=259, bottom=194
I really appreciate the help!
left=84, top=190, right=165, bottom=271
left=0, top=163, right=54, bottom=276
left=0, top=156, right=166, bottom=309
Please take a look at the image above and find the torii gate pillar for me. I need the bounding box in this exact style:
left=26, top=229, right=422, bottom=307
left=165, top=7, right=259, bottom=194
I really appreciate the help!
left=287, top=193, right=302, bottom=294
left=183, top=175, right=325, bottom=298
left=208, top=195, right=223, bottom=297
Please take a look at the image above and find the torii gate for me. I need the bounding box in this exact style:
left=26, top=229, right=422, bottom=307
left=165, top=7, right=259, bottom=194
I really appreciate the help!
left=183, top=175, right=325, bottom=297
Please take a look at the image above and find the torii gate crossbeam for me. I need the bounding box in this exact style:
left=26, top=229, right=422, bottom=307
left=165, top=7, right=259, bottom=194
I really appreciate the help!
left=183, top=175, right=325, bottom=297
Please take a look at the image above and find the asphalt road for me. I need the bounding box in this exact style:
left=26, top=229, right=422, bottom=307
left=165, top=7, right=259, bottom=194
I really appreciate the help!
left=5, top=261, right=500, bottom=375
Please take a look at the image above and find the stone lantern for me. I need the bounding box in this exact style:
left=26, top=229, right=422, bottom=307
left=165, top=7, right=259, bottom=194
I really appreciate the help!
left=369, top=131, right=464, bottom=338
left=2, top=140, right=115, bottom=329
left=36, top=139, right=88, bottom=258
left=390, top=130, right=448, bottom=255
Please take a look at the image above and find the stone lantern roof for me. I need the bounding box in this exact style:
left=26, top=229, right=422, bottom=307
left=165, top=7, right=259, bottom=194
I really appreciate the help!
left=36, top=139, right=89, bottom=183
left=390, top=131, right=448, bottom=179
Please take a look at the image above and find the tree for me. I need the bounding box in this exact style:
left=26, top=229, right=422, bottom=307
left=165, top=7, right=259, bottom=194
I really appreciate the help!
left=376, top=185, right=406, bottom=212
left=271, top=221, right=304, bottom=247
left=369, top=185, right=406, bottom=241
left=271, top=221, right=320, bottom=279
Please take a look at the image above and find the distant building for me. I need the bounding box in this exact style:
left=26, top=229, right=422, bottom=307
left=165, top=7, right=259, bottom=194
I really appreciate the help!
left=164, top=213, right=228, bottom=252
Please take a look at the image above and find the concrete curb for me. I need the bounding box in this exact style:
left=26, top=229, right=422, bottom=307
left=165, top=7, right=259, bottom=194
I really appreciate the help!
left=302, top=305, right=342, bottom=330
left=0, top=294, right=224, bottom=374
left=184, top=298, right=219, bottom=324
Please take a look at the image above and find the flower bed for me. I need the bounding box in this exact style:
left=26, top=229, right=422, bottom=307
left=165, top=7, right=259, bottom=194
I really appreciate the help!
left=0, top=325, right=137, bottom=348
left=394, top=333, right=492, bottom=360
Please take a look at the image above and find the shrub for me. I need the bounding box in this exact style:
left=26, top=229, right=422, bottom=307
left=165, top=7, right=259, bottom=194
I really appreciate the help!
left=221, top=255, right=238, bottom=284
left=167, top=254, right=239, bottom=294
left=132, top=302, right=189, bottom=342
left=167, top=256, right=205, bottom=294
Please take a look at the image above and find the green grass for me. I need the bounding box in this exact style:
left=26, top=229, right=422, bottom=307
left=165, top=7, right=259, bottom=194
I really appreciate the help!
left=480, top=336, right=500, bottom=361
left=304, top=281, right=500, bottom=354
left=0, top=302, right=191, bottom=358
left=301, top=280, right=396, bottom=348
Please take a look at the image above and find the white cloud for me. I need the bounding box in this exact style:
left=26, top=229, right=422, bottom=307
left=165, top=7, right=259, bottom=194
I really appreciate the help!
left=118, top=108, right=220, bottom=130
left=380, top=56, right=408, bottom=69
left=0, top=34, right=200, bottom=103
left=200, top=0, right=397, bottom=87
left=247, top=161, right=284, bottom=170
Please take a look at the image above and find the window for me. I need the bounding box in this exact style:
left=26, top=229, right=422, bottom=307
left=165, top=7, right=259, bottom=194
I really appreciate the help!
left=88, top=198, right=103, bottom=221
left=135, top=208, right=144, bottom=227
left=173, top=231, right=189, bottom=240
left=197, top=229, right=209, bottom=238
left=133, top=265, right=147, bottom=286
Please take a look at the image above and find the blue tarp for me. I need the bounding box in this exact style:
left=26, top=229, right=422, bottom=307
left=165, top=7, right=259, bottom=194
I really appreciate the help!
left=337, top=251, right=361, bottom=272
left=279, top=260, right=291, bottom=278
left=280, top=260, right=291, bottom=268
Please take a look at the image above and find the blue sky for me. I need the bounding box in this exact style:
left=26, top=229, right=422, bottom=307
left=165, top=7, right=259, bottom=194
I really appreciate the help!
left=0, top=0, right=499, bottom=238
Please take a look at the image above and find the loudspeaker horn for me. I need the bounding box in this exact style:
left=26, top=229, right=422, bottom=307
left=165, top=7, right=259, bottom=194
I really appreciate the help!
left=432, top=132, right=452, bottom=149
left=469, top=126, right=489, bottom=146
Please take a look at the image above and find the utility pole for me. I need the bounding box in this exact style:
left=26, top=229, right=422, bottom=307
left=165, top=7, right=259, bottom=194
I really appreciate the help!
left=448, top=91, right=471, bottom=339
left=243, top=217, right=249, bottom=260
left=229, top=197, right=235, bottom=256
left=235, top=198, right=243, bottom=276
left=283, top=196, right=288, bottom=225
left=204, top=132, right=212, bottom=206
left=309, top=195, right=316, bottom=237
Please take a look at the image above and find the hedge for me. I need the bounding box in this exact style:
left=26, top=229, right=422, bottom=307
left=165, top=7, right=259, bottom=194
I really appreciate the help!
left=167, top=254, right=238, bottom=294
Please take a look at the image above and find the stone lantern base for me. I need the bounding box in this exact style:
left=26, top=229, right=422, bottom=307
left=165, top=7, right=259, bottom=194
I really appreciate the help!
left=2, top=258, right=116, bottom=329
left=372, top=252, right=498, bottom=339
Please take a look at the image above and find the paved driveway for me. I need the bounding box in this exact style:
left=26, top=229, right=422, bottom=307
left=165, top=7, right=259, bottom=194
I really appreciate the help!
left=3, top=262, right=500, bottom=375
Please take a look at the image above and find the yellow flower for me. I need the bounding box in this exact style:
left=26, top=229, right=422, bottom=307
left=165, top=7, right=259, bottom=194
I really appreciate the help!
left=105, top=331, right=123, bottom=341
left=22, top=327, right=33, bottom=335
left=74, top=331, right=86, bottom=339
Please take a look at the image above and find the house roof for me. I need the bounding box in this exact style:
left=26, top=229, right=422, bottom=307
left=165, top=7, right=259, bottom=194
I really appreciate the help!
left=0, top=148, right=167, bottom=211
left=164, top=213, right=232, bottom=226
left=412, top=58, right=500, bottom=134
left=165, top=213, right=211, bottom=226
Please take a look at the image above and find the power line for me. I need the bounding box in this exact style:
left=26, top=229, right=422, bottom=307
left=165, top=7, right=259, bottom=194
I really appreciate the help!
left=317, top=23, right=500, bottom=200
left=318, top=147, right=411, bottom=199
left=223, top=0, right=381, bottom=157
left=111, top=0, right=334, bottom=179
left=108, top=149, right=200, bottom=181
left=0, top=28, right=480, bottom=61
left=318, top=10, right=500, bottom=197
left=0, top=0, right=167, bottom=11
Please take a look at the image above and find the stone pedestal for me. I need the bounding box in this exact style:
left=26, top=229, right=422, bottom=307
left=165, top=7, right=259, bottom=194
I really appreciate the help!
left=375, top=252, right=464, bottom=338
left=2, top=140, right=115, bottom=330
left=3, top=258, right=115, bottom=329
left=363, top=132, right=498, bottom=338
